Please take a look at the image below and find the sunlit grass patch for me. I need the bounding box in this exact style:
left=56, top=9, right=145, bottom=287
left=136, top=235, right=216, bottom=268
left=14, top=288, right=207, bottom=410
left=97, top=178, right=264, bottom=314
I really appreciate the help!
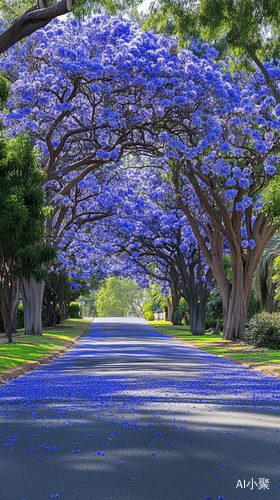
left=148, top=320, right=280, bottom=368
left=0, top=319, right=91, bottom=375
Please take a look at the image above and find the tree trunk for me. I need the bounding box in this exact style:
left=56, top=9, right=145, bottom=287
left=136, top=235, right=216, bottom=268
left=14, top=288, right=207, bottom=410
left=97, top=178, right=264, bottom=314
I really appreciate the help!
left=213, top=317, right=220, bottom=335
left=189, top=303, right=207, bottom=335
left=268, top=281, right=277, bottom=313
left=220, top=251, right=253, bottom=340
left=21, top=278, right=45, bottom=335
left=44, top=301, right=56, bottom=327
left=11, top=287, right=21, bottom=333
left=0, top=277, right=21, bottom=343
left=170, top=280, right=180, bottom=325
left=166, top=296, right=173, bottom=321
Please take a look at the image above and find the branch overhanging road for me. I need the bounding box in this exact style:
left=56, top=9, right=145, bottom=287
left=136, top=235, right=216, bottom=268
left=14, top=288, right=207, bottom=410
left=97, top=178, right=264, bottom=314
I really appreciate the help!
left=1, top=318, right=280, bottom=500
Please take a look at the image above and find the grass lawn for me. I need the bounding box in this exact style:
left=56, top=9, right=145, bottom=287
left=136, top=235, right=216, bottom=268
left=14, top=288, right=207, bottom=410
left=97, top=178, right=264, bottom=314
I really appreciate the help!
left=0, top=319, right=92, bottom=375
left=148, top=320, right=280, bottom=377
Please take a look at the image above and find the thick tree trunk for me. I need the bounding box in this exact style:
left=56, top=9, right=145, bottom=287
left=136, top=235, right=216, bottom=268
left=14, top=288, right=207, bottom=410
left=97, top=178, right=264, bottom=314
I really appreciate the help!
left=189, top=302, right=207, bottom=335
left=21, top=278, right=45, bottom=335
left=0, top=277, right=21, bottom=343
left=166, top=296, right=173, bottom=321
left=220, top=250, right=254, bottom=340
left=176, top=247, right=212, bottom=335
left=170, top=280, right=180, bottom=325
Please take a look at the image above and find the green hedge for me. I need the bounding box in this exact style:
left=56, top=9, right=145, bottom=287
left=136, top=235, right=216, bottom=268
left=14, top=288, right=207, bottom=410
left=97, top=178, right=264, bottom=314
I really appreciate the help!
left=144, top=311, right=154, bottom=321
left=69, top=302, right=81, bottom=318
left=244, top=312, right=280, bottom=349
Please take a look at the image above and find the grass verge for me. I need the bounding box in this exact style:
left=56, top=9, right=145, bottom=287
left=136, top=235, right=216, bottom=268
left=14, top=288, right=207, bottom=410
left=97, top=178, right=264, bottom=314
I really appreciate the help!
left=148, top=321, right=280, bottom=378
left=0, top=319, right=92, bottom=375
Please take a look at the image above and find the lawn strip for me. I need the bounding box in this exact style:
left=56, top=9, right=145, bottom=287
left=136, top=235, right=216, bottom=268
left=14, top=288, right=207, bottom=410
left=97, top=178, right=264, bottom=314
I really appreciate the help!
left=0, top=319, right=92, bottom=381
left=148, top=320, right=280, bottom=379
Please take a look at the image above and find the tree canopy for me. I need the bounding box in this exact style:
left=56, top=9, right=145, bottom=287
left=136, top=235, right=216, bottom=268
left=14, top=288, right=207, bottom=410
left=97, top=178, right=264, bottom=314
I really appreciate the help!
left=2, top=16, right=280, bottom=339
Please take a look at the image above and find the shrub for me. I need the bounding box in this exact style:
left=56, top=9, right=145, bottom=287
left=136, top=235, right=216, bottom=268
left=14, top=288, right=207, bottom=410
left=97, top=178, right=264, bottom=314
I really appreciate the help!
left=243, top=312, right=280, bottom=349
left=145, top=311, right=154, bottom=321
left=16, top=304, right=24, bottom=329
left=69, top=302, right=80, bottom=318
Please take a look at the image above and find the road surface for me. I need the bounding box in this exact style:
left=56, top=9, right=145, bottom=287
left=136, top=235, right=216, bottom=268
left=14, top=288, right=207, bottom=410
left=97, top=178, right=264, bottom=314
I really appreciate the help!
left=1, top=318, right=280, bottom=500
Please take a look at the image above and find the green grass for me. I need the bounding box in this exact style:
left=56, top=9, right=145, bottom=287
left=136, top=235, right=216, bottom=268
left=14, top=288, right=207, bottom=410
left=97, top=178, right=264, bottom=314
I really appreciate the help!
left=0, top=319, right=92, bottom=375
left=148, top=321, right=222, bottom=341
left=148, top=320, right=280, bottom=367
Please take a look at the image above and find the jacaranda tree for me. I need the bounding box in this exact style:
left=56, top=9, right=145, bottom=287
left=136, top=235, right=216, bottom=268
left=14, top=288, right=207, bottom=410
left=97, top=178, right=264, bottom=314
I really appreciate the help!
left=2, top=19, right=280, bottom=339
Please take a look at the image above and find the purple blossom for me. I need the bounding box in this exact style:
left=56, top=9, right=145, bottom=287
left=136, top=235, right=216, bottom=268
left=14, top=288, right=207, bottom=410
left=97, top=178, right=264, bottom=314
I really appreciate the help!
left=265, top=165, right=276, bottom=175
left=239, top=178, right=250, bottom=189
left=249, top=239, right=255, bottom=249
left=235, top=202, right=245, bottom=211
left=220, top=141, right=232, bottom=152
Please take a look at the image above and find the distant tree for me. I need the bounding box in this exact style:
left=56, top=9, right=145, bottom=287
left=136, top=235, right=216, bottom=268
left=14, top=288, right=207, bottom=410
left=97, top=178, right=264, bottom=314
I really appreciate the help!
left=96, top=277, right=149, bottom=317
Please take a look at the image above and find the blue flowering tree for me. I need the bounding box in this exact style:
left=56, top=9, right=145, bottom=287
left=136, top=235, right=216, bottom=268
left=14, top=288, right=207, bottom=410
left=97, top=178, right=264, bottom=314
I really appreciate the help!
left=67, top=167, right=213, bottom=332
left=154, top=44, right=280, bottom=340
left=1, top=17, right=177, bottom=329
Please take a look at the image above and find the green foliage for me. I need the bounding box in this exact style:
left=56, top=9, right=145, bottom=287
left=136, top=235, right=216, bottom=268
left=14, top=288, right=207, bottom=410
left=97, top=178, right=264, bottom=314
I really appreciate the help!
left=145, top=0, right=280, bottom=74
left=96, top=277, right=150, bottom=317
left=244, top=312, right=280, bottom=349
left=174, top=298, right=189, bottom=325
left=144, top=311, right=155, bottom=321
left=143, top=283, right=166, bottom=315
left=16, top=304, right=24, bottom=329
left=69, top=302, right=80, bottom=318
left=223, top=254, right=232, bottom=281
left=206, top=285, right=223, bottom=320
left=0, top=75, right=9, bottom=102
left=0, top=134, right=50, bottom=277
left=0, top=0, right=140, bottom=24
left=261, top=176, right=280, bottom=226
left=252, top=234, right=280, bottom=311
left=43, top=269, right=89, bottom=324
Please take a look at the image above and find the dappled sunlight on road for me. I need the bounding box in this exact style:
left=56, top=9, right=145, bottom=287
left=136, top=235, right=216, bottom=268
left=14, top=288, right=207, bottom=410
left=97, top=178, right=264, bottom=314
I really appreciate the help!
left=1, top=319, right=280, bottom=499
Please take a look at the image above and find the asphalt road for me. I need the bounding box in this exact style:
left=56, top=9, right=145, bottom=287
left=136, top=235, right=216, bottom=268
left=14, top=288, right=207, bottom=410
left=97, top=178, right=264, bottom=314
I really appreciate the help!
left=1, top=318, right=280, bottom=500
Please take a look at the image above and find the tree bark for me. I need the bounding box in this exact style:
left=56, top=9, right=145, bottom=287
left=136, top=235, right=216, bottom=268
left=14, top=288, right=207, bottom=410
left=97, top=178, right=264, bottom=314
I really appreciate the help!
left=44, top=299, right=57, bottom=327
left=176, top=248, right=212, bottom=335
left=170, top=278, right=180, bottom=325
left=21, top=278, right=45, bottom=335
left=0, top=277, right=21, bottom=343
left=213, top=317, right=220, bottom=335
left=166, top=296, right=173, bottom=321
left=268, top=281, right=277, bottom=313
